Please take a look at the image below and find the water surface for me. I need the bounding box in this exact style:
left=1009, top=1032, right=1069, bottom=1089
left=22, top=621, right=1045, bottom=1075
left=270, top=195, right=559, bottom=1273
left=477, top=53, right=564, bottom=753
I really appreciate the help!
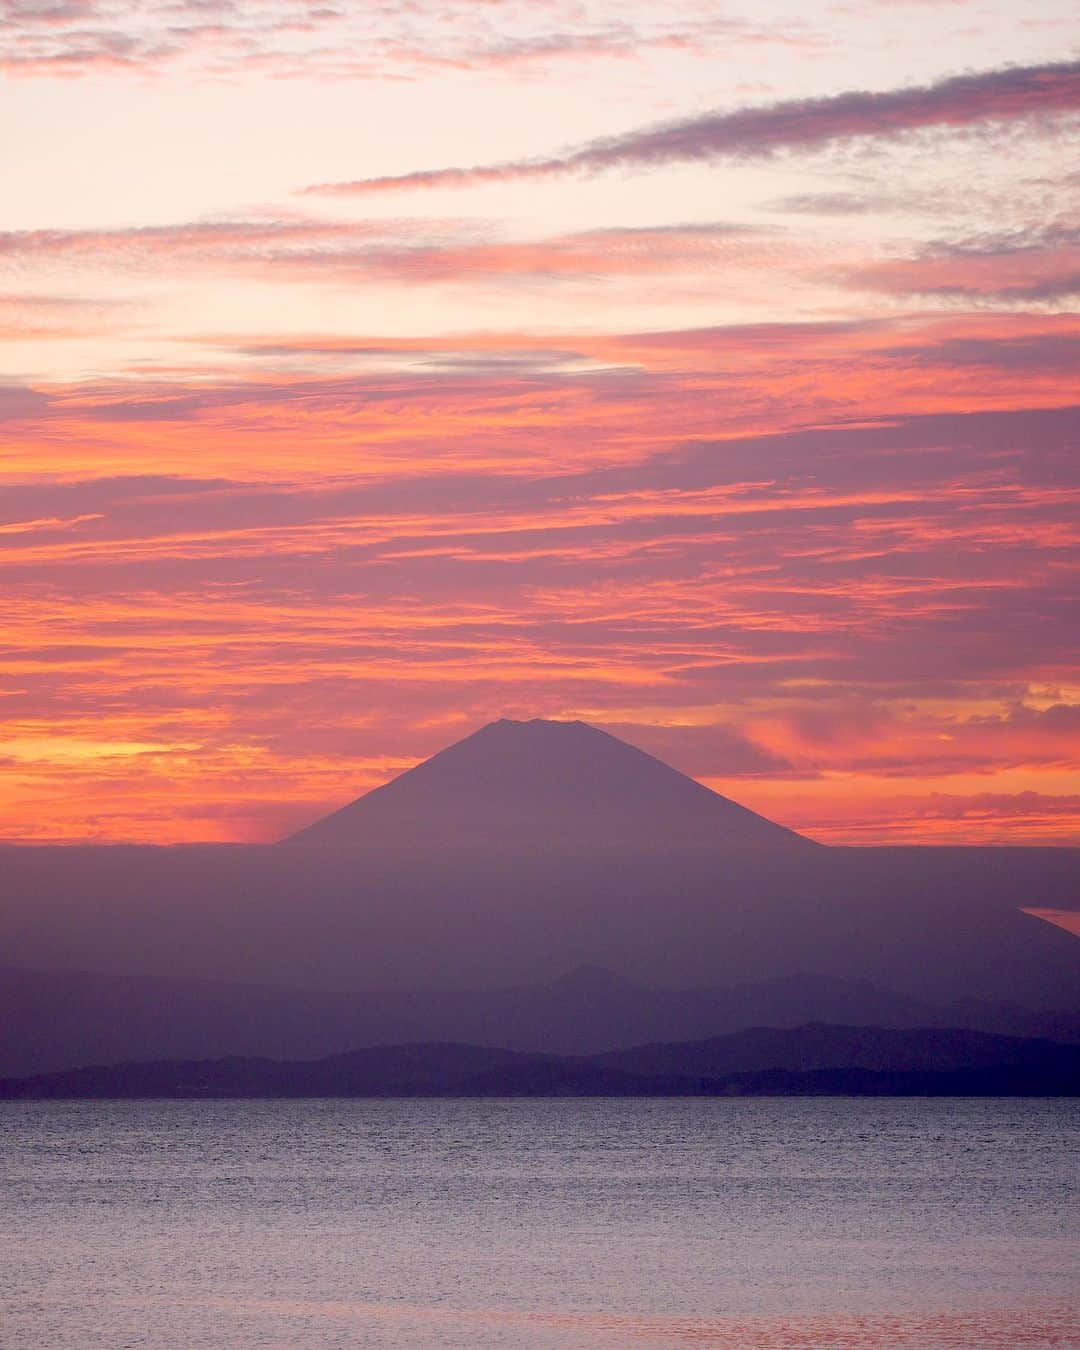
left=2, top=1098, right=1077, bottom=1346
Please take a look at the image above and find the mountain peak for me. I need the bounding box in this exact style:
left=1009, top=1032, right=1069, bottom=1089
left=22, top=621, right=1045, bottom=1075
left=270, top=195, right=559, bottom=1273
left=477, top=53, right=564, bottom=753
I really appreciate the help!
left=285, top=717, right=813, bottom=852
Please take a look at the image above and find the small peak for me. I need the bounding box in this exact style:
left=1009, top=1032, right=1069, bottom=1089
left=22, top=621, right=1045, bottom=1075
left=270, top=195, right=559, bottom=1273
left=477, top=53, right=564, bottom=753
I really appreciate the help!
left=476, top=717, right=523, bottom=733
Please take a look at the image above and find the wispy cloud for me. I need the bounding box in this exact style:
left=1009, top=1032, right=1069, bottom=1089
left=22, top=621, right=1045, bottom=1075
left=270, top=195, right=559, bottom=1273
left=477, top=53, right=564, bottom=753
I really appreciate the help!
left=0, top=290, right=126, bottom=340
left=0, top=216, right=421, bottom=266
left=0, top=0, right=803, bottom=80
left=307, top=59, right=1080, bottom=196
left=848, top=226, right=1080, bottom=304
left=0, top=217, right=786, bottom=289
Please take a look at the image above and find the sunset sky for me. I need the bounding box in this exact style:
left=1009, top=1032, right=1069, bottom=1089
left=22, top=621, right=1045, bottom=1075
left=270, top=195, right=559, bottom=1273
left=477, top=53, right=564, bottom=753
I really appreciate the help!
left=2, top=0, right=1077, bottom=845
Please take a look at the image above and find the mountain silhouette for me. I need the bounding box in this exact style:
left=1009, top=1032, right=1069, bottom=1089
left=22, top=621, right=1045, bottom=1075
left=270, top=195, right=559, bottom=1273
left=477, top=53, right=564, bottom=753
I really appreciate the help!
left=285, top=717, right=812, bottom=850
left=3, top=1026, right=1075, bottom=1099
left=3, top=841, right=1076, bottom=1006
left=2, top=722, right=1076, bottom=1015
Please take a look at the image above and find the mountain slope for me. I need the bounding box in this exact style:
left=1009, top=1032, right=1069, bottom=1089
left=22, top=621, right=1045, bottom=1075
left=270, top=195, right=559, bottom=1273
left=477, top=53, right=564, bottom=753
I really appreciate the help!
left=285, top=718, right=812, bottom=850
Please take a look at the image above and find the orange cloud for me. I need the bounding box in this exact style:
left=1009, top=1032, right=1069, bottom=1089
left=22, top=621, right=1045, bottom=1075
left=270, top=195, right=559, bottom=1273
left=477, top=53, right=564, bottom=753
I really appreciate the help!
left=2, top=311, right=1076, bottom=843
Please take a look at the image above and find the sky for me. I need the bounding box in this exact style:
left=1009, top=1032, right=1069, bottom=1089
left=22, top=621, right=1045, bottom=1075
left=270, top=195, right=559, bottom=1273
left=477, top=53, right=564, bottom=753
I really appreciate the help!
left=1, top=0, right=1078, bottom=845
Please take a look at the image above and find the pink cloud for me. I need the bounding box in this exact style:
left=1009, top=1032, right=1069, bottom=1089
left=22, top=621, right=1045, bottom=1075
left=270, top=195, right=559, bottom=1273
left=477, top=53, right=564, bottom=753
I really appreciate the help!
left=0, top=2, right=805, bottom=81
left=0, top=218, right=792, bottom=292
left=849, top=227, right=1080, bottom=304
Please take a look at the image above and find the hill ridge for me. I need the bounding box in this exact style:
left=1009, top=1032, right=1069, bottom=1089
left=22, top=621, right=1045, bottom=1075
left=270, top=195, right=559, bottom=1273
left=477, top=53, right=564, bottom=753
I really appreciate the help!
left=2, top=1022, right=1075, bottom=1099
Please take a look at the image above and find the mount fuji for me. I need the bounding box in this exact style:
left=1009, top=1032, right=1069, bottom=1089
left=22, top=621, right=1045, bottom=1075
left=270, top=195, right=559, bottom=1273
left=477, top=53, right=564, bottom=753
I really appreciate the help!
left=286, top=718, right=813, bottom=852
left=0, top=719, right=1076, bottom=1015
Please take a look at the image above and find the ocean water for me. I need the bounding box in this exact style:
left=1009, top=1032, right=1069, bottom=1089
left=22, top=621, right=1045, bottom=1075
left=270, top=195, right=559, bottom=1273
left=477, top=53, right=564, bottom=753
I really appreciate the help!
left=1, top=1098, right=1077, bottom=1348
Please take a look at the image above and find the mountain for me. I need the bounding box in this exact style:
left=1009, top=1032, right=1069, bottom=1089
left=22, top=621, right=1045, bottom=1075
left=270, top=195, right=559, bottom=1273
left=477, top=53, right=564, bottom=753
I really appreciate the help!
left=3, top=963, right=1077, bottom=1078
left=284, top=718, right=813, bottom=851
left=2, top=1026, right=1075, bottom=1099
left=1, top=719, right=1076, bottom=1011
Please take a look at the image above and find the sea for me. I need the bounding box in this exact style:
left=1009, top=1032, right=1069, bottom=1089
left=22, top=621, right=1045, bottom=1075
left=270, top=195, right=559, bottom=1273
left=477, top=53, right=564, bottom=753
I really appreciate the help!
left=1, top=1098, right=1077, bottom=1348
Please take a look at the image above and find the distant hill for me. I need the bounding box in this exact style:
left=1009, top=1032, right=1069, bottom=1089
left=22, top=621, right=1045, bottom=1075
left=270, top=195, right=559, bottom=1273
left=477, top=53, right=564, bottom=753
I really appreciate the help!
left=284, top=718, right=813, bottom=851
left=3, top=963, right=1078, bottom=1078
left=594, top=1023, right=1078, bottom=1076
left=1, top=1025, right=1075, bottom=1099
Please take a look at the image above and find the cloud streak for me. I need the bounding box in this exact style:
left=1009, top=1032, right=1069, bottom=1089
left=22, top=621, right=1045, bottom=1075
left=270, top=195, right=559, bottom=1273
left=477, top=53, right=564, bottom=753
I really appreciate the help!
left=0, top=217, right=782, bottom=287
left=307, top=59, right=1080, bottom=196
left=0, top=1, right=803, bottom=81
left=848, top=227, right=1080, bottom=304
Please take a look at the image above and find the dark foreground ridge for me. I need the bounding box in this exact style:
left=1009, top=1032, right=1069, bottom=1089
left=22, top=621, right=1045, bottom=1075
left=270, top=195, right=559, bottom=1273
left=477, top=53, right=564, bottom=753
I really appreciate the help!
left=2, top=1025, right=1076, bottom=1098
